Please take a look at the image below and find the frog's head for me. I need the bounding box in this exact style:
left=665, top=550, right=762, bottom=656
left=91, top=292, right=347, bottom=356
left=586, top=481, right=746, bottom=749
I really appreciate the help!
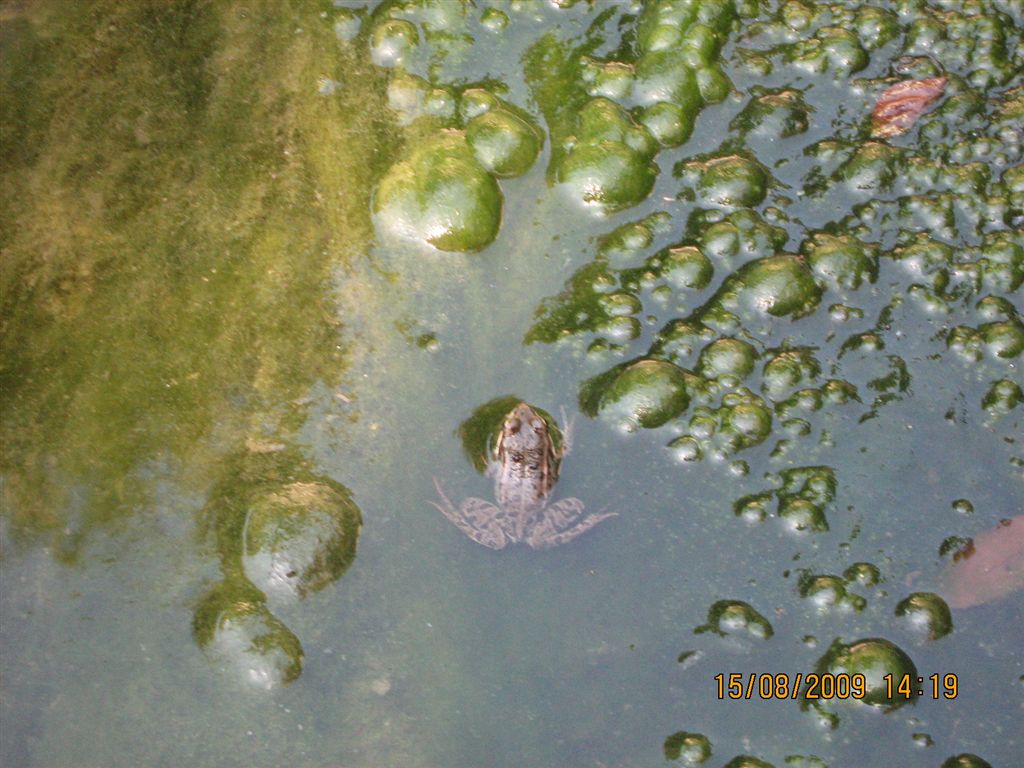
left=501, top=402, right=549, bottom=452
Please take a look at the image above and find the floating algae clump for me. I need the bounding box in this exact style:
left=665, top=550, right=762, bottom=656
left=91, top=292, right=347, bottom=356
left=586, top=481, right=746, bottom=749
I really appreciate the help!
left=374, top=129, right=502, bottom=252
left=594, top=358, right=692, bottom=431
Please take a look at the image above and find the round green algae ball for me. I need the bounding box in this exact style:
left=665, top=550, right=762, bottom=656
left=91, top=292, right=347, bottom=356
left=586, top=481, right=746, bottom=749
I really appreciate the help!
left=982, top=378, right=1022, bottom=413
left=803, top=233, right=877, bottom=290
left=374, top=130, right=502, bottom=252
left=598, top=359, right=690, bottom=430
left=895, top=592, right=953, bottom=641
left=575, top=97, right=657, bottom=156
left=696, top=599, right=774, bottom=639
left=722, top=757, right=773, bottom=768
left=640, top=101, right=696, bottom=147
left=466, top=108, right=540, bottom=177
left=709, top=254, right=822, bottom=319
left=779, top=496, right=828, bottom=533
left=242, top=481, right=361, bottom=600
left=369, top=18, right=419, bottom=68
left=633, top=50, right=701, bottom=111
left=697, top=337, right=757, bottom=379
left=193, top=581, right=304, bottom=689
left=663, top=731, right=711, bottom=764
left=817, top=637, right=918, bottom=708
left=697, top=155, right=768, bottom=207
left=940, top=755, right=993, bottom=768
left=980, top=320, right=1024, bottom=358
left=720, top=397, right=772, bottom=447
left=660, top=245, right=713, bottom=288
left=731, top=90, right=810, bottom=138
left=558, top=141, right=657, bottom=211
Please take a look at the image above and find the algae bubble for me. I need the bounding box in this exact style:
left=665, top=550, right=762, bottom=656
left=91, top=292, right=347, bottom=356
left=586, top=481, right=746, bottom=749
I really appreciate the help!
left=595, top=359, right=691, bottom=431
left=663, top=731, right=712, bottom=765
left=695, top=156, right=769, bottom=208
left=814, top=637, right=917, bottom=709
left=242, top=481, right=362, bottom=601
left=982, top=378, right=1022, bottom=414
left=779, top=496, right=829, bottom=533
left=556, top=98, right=658, bottom=212
left=702, top=255, right=822, bottom=322
left=842, top=562, right=881, bottom=587
left=192, top=580, right=303, bottom=690
left=940, top=755, right=993, bottom=768
left=895, top=592, right=953, bottom=641
left=761, top=348, right=821, bottom=399
left=465, top=107, right=542, bottom=177
left=659, top=245, right=714, bottom=289
left=558, top=142, right=658, bottom=213
left=695, top=600, right=773, bottom=640
left=722, top=758, right=773, bottom=768
left=800, top=233, right=879, bottom=291
left=374, top=129, right=502, bottom=252
left=696, top=337, right=758, bottom=380
left=799, top=574, right=866, bottom=613
left=730, top=89, right=810, bottom=139
left=369, top=18, right=420, bottom=68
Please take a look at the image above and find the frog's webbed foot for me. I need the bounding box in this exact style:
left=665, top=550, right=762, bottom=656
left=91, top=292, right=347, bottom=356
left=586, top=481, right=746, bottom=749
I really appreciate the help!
left=525, top=497, right=617, bottom=549
left=431, top=478, right=509, bottom=550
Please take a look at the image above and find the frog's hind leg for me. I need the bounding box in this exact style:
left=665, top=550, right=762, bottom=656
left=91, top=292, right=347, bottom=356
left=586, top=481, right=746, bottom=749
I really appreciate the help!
left=526, top=498, right=617, bottom=549
left=431, top=478, right=509, bottom=550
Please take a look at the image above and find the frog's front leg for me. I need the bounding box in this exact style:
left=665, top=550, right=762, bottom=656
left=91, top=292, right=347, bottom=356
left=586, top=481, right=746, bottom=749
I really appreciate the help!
left=431, top=478, right=510, bottom=550
left=525, top=498, right=617, bottom=549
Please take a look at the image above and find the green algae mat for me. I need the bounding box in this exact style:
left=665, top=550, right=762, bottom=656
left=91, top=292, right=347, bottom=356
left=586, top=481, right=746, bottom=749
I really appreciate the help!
left=1, top=2, right=1021, bottom=767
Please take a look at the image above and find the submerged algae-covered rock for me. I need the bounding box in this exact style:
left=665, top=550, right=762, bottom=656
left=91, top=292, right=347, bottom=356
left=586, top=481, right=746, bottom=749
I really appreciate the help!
left=191, top=445, right=362, bottom=687
left=374, top=129, right=502, bottom=252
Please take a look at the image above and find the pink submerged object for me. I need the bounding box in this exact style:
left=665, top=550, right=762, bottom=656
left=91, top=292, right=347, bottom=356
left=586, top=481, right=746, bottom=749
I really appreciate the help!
left=870, top=76, right=948, bottom=138
left=944, top=515, right=1024, bottom=609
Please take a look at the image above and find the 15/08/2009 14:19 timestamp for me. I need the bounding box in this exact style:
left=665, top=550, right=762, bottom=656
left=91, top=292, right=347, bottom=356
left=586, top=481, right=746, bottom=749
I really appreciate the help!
left=713, top=673, right=959, bottom=700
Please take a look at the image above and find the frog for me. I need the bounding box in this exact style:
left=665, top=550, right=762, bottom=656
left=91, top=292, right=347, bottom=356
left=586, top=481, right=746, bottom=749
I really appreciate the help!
left=432, top=402, right=616, bottom=549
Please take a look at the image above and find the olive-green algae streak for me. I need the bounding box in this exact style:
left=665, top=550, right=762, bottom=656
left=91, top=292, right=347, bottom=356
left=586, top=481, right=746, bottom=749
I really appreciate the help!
left=0, top=0, right=384, bottom=543
left=0, top=2, right=458, bottom=765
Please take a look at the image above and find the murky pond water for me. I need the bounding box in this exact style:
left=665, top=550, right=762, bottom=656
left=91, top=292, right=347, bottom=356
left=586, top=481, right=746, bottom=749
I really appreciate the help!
left=2, top=2, right=1022, bottom=767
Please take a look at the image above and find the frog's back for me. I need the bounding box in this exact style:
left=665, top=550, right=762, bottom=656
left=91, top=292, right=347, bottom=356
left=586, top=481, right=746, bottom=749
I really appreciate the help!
left=492, top=403, right=560, bottom=536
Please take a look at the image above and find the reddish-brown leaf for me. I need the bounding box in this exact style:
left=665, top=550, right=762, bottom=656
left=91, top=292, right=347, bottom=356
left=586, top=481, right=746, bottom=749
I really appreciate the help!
left=944, top=515, right=1024, bottom=609
left=870, top=76, right=948, bottom=138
